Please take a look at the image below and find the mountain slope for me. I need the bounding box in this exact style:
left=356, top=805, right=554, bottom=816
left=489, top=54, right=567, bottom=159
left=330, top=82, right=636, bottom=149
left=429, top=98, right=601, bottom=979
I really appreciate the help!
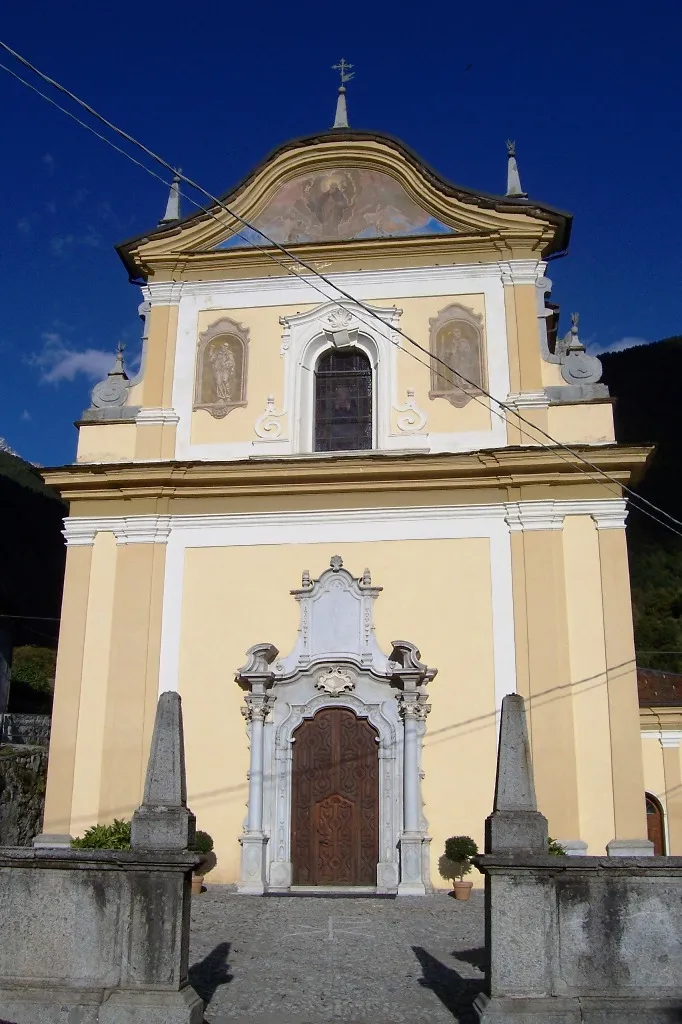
left=600, top=338, right=682, bottom=671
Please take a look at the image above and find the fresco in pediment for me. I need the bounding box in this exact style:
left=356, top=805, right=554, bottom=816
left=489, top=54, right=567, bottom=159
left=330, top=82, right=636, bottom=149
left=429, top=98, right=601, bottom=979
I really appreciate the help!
left=216, top=167, right=456, bottom=248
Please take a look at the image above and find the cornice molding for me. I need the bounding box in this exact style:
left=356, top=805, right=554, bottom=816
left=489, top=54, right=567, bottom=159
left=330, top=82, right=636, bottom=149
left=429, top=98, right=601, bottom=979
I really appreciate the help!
left=504, top=501, right=565, bottom=531
left=499, top=259, right=547, bottom=286
left=63, top=515, right=173, bottom=547
left=43, top=445, right=651, bottom=504
left=62, top=498, right=631, bottom=545
left=142, top=260, right=538, bottom=306
left=505, top=498, right=628, bottom=532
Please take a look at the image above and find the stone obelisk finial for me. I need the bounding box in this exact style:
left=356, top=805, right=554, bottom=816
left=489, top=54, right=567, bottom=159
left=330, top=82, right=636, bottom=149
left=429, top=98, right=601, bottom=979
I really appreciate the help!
left=332, top=58, right=354, bottom=128
left=159, top=169, right=182, bottom=225
left=505, top=140, right=527, bottom=198
left=485, top=693, right=548, bottom=853
left=131, top=691, right=196, bottom=850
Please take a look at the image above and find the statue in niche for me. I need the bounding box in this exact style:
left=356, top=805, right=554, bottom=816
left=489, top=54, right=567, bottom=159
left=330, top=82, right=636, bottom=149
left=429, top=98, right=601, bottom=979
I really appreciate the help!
left=194, top=317, right=249, bottom=419
left=428, top=303, right=486, bottom=409
left=210, top=341, right=237, bottom=402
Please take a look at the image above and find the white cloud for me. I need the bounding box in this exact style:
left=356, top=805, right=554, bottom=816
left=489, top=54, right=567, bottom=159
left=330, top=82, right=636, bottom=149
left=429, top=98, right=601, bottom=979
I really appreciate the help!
left=50, top=234, right=74, bottom=256
left=31, top=331, right=113, bottom=385
left=589, top=336, right=651, bottom=355
left=20, top=409, right=31, bottom=422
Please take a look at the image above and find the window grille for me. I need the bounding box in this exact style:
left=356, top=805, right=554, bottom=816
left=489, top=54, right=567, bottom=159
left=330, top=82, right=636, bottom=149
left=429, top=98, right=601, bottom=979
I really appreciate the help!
left=314, top=348, right=372, bottom=452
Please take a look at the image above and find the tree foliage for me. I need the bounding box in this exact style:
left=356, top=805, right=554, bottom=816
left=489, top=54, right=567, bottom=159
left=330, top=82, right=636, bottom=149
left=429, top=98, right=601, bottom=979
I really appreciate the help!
left=600, top=338, right=682, bottom=672
left=11, top=646, right=56, bottom=695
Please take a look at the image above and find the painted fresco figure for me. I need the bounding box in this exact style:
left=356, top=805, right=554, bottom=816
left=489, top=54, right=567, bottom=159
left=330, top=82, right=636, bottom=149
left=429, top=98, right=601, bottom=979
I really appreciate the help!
left=210, top=341, right=237, bottom=403
left=429, top=305, right=486, bottom=408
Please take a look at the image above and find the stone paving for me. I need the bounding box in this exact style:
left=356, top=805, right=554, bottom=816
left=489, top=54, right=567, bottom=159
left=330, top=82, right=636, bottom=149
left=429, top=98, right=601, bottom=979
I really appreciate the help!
left=189, top=887, right=486, bottom=1023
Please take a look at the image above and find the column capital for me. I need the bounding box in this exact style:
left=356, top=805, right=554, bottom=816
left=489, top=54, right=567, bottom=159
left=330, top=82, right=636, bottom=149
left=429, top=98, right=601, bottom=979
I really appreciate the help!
left=240, top=694, right=272, bottom=723
left=590, top=499, right=628, bottom=530
left=399, top=697, right=431, bottom=721
left=505, top=501, right=565, bottom=532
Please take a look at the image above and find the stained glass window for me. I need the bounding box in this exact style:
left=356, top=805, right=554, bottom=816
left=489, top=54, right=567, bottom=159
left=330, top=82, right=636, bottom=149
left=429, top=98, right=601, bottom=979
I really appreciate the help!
left=314, top=348, right=373, bottom=452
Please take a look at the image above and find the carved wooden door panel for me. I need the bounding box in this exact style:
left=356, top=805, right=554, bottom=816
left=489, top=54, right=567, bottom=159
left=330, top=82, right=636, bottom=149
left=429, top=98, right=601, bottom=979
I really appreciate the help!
left=646, top=794, right=665, bottom=855
left=291, top=707, right=378, bottom=885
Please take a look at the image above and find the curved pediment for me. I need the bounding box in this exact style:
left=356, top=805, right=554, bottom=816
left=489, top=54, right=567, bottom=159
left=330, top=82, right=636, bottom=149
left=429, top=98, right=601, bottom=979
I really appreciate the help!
left=117, top=130, right=571, bottom=277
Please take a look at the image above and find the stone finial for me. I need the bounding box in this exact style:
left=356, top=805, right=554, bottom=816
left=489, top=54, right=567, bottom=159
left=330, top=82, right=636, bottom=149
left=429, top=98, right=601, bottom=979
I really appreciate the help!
left=559, top=311, right=603, bottom=385
left=505, top=139, right=527, bottom=198
left=485, top=693, right=548, bottom=853
left=159, top=169, right=181, bottom=225
left=89, top=342, right=130, bottom=411
left=332, top=58, right=354, bottom=128
left=131, top=691, right=196, bottom=850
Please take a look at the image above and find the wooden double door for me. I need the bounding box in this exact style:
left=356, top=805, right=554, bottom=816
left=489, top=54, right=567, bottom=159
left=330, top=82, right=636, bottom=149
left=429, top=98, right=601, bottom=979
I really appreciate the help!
left=291, top=707, right=379, bottom=886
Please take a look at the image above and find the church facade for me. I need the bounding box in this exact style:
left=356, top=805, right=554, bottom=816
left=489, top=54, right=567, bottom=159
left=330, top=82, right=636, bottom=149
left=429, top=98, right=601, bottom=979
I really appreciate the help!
left=40, top=114, right=657, bottom=889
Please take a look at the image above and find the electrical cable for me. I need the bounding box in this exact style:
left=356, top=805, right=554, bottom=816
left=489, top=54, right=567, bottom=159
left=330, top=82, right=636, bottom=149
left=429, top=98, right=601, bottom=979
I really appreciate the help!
left=2, top=41, right=681, bottom=537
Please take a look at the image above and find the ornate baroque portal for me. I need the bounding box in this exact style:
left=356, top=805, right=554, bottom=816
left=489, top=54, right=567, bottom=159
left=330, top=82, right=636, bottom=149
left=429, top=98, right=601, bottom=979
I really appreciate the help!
left=235, top=557, right=437, bottom=895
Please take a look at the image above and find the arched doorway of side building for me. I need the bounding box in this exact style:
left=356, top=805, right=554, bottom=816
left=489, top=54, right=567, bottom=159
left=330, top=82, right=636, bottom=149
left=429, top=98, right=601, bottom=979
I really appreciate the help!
left=646, top=792, right=666, bottom=855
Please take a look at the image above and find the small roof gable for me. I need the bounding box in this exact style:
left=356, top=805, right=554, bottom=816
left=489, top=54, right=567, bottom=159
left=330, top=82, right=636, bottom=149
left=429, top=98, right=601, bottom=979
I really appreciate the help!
left=117, top=128, right=571, bottom=280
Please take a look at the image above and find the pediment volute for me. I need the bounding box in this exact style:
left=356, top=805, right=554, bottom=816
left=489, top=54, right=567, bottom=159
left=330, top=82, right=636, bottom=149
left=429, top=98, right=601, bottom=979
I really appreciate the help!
left=235, top=556, right=438, bottom=694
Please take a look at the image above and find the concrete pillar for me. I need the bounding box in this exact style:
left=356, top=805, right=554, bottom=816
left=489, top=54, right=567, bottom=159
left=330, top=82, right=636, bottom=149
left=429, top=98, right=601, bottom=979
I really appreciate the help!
left=131, top=691, right=196, bottom=850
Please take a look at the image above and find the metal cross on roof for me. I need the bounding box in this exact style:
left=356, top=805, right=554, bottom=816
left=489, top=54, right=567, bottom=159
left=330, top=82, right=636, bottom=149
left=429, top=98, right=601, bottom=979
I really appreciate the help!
left=332, top=58, right=355, bottom=86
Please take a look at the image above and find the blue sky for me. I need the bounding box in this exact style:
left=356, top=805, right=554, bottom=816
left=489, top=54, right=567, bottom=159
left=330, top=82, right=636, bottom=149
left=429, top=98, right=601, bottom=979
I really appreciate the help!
left=1, top=1, right=680, bottom=466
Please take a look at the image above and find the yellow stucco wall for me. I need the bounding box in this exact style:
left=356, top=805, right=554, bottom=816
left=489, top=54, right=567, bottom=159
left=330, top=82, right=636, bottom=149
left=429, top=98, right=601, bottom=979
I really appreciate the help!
left=177, top=538, right=497, bottom=885
left=76, top=424, right=137, bottom=464
left=43, top=501, right=649, bottom=886
left=548, top=403, right=615, bottom=444
left=190, top=305, right=305, bottom=445
left=641, top=733, right=682, bottom=854
left=189, top=295, right=493, bottom=446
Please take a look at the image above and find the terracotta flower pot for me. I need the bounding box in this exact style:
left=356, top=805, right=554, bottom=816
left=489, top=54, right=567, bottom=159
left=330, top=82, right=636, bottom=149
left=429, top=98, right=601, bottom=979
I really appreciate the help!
left=452, top=880, right=473, bottom=900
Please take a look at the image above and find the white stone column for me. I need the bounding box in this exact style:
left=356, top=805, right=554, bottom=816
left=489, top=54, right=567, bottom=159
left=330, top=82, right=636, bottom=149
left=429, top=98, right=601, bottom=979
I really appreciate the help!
left=398, top=697, right=429, bottom=895
left=403, top=704, right=421, bottom=832
left=238, top=695, right=270, bottom=895
left=246, top=699, right=266, bottom=833
left=235, top=643, right=279, bottom=896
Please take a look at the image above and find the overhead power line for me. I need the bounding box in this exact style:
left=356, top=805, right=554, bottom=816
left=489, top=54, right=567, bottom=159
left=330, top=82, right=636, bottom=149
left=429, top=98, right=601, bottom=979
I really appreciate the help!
left=1, top=41, right=681, bottom=539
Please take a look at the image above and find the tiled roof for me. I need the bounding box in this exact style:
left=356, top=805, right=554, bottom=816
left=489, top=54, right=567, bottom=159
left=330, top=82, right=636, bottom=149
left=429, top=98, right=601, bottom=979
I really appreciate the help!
left=638, top=667, right=682, bottom=706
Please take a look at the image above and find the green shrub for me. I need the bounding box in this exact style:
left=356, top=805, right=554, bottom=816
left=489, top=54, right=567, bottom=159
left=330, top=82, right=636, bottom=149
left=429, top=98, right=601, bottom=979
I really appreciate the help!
left=548, top=837, right=565, bottom=856
left=190, top=830, right=214, bottom=854
left=11, top=646, right=56, bottom=695
left=72, top=819, right=131, bottom=850
left=439, top=835, right=479, bottom=881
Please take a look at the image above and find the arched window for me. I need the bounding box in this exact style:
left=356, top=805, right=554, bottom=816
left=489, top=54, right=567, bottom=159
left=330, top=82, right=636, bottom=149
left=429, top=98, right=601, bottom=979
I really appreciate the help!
left=314, top=348, right=372, bottom=452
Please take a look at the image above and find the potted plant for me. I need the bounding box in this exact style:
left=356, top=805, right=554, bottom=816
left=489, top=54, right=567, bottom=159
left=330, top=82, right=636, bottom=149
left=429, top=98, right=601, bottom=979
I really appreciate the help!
left=190, top=830, right=215, bottom=894
left=438, top=835, right=479, bottom=900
